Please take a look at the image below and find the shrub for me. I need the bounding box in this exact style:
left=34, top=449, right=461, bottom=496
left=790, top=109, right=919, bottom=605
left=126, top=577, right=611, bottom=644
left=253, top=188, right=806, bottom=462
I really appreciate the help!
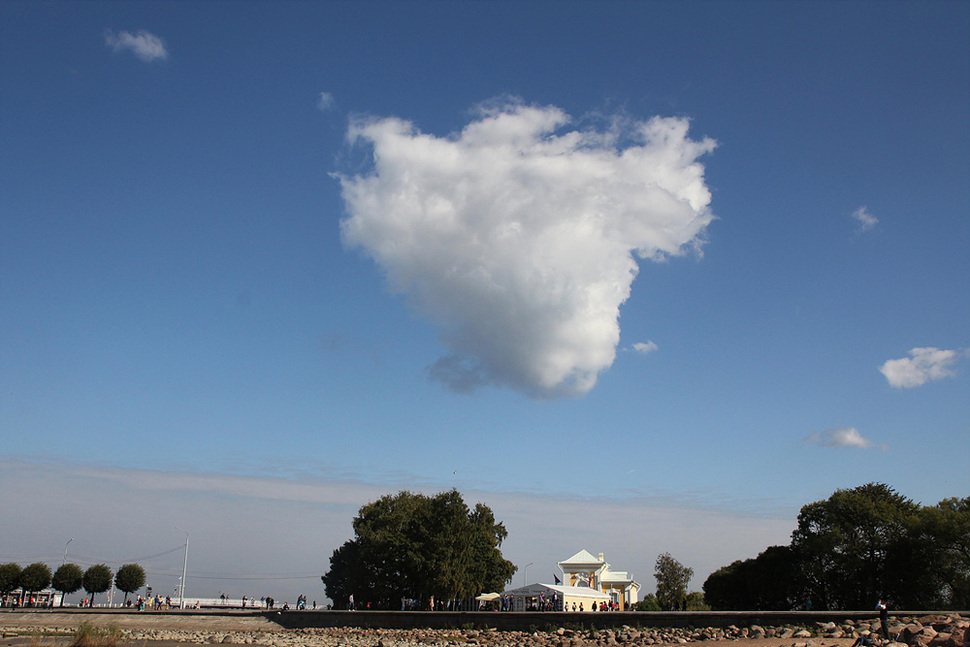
left=70, top=622, right=121, bottom=647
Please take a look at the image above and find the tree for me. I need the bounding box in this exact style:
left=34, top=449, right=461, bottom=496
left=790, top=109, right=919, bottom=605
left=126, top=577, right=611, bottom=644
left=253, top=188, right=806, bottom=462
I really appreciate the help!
left=790, top=482, right=925, bottom=609
left=82, top=564, right=113, bottom=605
left=114, top=564, right=146, bottom=605
left=19, top=562, right=52, bottom=605
left=633, top=593, right=661, bottom=611
left=685, top=591, right=709, bottom=610
left=322, top=490, right=516, bottom=609
left=703, top=545, right=798, bottom=610
left=704, top=484, right=969, bottom=612
left=322, top=540, right=366, bottom=609
left=919, top=497, right=970, bottom=608
left=654, top=552, right=693, bottom=610
left=51, top=563, right=84, bottom=607
left=0, top=563, right=22, bottom=602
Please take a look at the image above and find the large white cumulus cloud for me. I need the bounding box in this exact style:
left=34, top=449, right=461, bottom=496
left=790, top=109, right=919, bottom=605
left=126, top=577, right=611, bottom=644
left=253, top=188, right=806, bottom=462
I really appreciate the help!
left=338, top=101, right=716, bottom=397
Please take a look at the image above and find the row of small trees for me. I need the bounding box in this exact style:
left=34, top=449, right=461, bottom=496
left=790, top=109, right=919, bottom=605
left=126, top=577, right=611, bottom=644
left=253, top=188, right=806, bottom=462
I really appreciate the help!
left=0, top=562, right=146, bottom=607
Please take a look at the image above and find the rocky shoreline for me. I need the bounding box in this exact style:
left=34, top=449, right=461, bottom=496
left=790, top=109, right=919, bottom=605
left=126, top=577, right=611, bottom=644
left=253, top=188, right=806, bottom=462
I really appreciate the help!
left=1, top=613, right=966, bottom=647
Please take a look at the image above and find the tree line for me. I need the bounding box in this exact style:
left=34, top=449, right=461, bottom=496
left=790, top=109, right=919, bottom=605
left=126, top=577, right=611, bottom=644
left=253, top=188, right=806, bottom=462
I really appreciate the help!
left=703, top=483, right=970, bottom=610
left=0, top=561, right=146, bottom=607
left=326, top=484, right=970, bottom=614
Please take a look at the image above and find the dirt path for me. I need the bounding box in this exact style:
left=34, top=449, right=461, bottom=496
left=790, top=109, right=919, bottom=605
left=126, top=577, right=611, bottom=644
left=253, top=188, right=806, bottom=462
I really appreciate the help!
left=0, top=611, right=281, bottom=633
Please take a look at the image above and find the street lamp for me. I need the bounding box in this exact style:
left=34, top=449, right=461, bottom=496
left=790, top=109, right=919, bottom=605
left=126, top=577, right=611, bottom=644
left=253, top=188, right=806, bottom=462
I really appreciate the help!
left=63, top=537, right=74, bottom=565
left=175, top=527, right=189, bottom=609
left=523, top=562, right=533, bottom=587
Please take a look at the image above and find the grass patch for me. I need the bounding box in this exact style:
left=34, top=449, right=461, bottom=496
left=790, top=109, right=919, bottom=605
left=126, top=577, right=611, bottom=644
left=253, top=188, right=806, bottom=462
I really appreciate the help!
left=23, top=634, right=59, bottom=647
left=70, top=622, right=122, bottom=647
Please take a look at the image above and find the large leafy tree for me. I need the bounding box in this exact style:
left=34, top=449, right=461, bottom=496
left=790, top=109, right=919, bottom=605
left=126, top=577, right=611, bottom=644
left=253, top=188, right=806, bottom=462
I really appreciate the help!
left=19, top=563, right=52, bottom=604
left=52, top=563, right=84, bottom=606
left=790, top=483, right=927, bottom=609
left=654, top=552, right=693, bottom=610
left=82, top=564, right=113, bottom=605
left=0, top=563, right=23, bottom=600
left=323, top=490, right=516, bottom=609
left=114, top=564, right=146, bottom=605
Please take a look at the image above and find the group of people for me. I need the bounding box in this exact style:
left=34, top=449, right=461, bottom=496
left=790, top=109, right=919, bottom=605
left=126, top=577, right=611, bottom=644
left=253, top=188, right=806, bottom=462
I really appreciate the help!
left=1, top=595, right=52, bottom=608
left=214, top=593, right=312, bottom=610
left=130, top=594, right=170, bottom=610
left=498, top=593, right=624, bottom=613
left=562, top=599, right=620, bottom=612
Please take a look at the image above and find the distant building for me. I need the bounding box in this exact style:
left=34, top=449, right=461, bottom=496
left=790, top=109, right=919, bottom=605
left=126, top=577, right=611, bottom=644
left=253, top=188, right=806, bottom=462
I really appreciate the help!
left=1, top=589, right=63, bottom=608
left=557, top=549, right=640, bottom=610
left=501, top=549, right=640, bottom=612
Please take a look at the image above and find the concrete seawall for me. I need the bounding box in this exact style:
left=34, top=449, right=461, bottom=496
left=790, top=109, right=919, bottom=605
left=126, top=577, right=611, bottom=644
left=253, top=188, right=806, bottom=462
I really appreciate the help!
left=271, top=609, right=923, bottom=631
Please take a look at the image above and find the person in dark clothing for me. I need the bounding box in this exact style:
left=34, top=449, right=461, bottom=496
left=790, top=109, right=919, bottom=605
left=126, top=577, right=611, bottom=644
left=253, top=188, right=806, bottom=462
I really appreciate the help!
left=877, top=600, right=889, bottom=640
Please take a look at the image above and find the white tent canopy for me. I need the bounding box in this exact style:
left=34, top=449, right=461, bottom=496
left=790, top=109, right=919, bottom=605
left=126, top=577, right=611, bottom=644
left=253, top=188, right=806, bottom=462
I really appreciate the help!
left=501, top=583, right=609, bottom=611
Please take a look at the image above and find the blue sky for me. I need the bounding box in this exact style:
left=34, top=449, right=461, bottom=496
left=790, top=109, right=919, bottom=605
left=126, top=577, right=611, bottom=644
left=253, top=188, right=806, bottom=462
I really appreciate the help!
left=2, top=1, right=968, bottom=604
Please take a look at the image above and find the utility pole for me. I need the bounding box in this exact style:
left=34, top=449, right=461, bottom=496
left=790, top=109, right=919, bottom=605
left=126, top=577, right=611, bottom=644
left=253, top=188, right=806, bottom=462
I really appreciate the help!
left=176, top=527, right=189, bottom=609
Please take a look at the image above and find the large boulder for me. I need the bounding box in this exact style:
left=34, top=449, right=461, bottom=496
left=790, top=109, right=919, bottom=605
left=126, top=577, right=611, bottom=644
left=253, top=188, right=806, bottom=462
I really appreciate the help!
left=916, top=627, right=941, bottom=646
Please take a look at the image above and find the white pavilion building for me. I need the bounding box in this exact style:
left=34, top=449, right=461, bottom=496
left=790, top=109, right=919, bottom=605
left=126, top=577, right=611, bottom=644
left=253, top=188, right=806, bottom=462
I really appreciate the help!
left=557, top=549, right=640, bottom=611
left=501, top=549, right=640, bottom=612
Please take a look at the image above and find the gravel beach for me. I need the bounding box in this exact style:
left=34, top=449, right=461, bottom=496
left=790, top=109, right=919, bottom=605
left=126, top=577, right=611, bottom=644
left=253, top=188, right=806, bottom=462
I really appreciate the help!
left=2, top=610, right=965, bottom=647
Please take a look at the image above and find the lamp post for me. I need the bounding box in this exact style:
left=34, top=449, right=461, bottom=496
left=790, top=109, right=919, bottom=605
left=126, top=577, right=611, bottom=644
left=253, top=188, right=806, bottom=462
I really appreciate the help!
left=175, top=527, right=189, bottom=609
left=63, top=537, right=74, bottom=565
left=523, top=562, right=533, bottom=587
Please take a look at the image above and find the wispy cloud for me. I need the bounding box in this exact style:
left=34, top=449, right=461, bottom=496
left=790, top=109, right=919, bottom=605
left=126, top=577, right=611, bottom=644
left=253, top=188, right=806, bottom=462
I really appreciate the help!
left=0, top=459, right=794, bottom=600
left=317, top=92, right=336, bottom=112
left=338, top=100, right=716, bottom=398
left=879, top=347, right=963, bottom=388
left=631, top=341, right=659, bottom=355
left=804, top=426, right=884, bottom=450
left=851, top=205, right=878, bottom=233
left=104, top=29, right=168, bottom=62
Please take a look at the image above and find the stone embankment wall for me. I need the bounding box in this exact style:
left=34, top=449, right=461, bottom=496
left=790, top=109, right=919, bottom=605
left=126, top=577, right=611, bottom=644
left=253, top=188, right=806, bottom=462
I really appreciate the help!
left=268, top=610, right=968, bottom=635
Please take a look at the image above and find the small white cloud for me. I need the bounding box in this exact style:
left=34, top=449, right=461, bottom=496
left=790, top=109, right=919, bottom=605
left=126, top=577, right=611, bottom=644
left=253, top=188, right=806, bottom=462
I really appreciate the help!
left=851, top=205, right=878, bottom=232
left=879, top=347, right=962, bottom=388
left=338, top=100, right=716, bottom=398
left=805, top=427, right=882, bottom=449
left=105, top=29, right=168, bottom=62
left=317, top=91, right=336, bottom=112
left=632, top=341, right=658, bottom=354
